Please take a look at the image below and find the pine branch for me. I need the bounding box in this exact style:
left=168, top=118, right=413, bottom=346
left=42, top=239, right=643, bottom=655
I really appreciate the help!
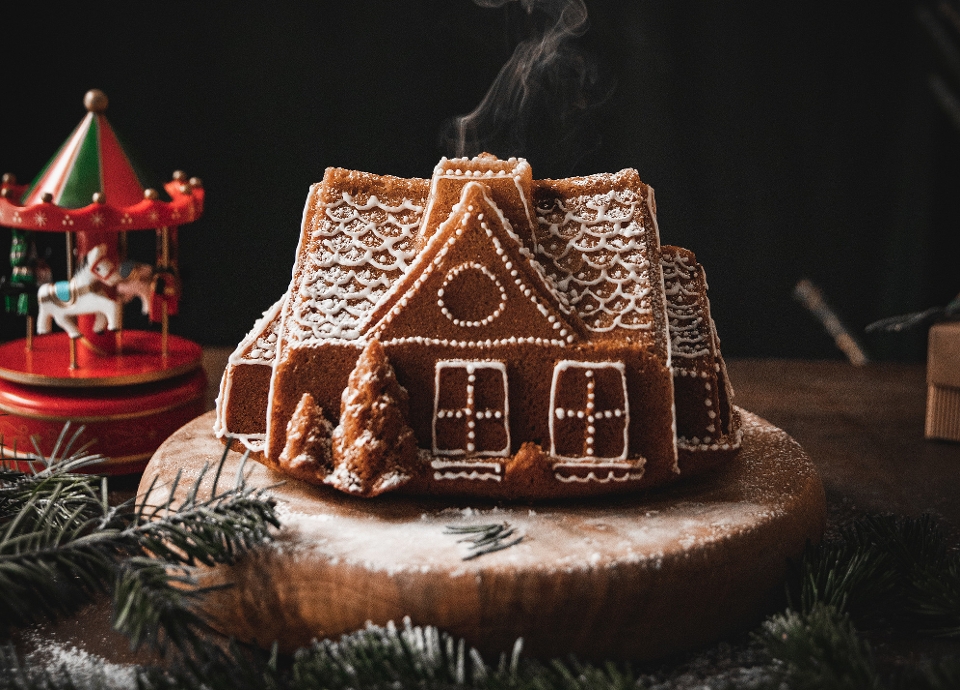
left=289, top=618, right=487, bottom=688
left=0, top=440, right=280, bottom=661
left=796, top=538, right=897, bottom=619
left=757, top=603, right=881, bottom=690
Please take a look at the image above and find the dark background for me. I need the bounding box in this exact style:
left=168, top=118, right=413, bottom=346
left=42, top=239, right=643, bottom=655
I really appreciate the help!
left=1, top=0, right=957, bottom=361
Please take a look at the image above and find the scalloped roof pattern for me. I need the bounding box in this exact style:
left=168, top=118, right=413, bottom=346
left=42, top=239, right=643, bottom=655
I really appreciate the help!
left=532, top=175, right=656, bottom=334
left=284, top=177, right=429, bottom=344
left=661, top=246, right=713, bottom=360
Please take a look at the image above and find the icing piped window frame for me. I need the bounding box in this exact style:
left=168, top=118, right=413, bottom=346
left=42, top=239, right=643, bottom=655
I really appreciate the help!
left=433, top=360, right=510, bottom=458
left=549, top=360, right=629, bottom=462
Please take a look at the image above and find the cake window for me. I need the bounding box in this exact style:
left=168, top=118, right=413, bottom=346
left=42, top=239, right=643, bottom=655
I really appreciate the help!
left=549, top=361, right=629, bottom=461
left=433, top=360, right=510, bottom=457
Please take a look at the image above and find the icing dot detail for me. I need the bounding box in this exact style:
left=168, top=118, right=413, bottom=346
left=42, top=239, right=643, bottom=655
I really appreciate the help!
left=437, top=261, right=508, bottom=328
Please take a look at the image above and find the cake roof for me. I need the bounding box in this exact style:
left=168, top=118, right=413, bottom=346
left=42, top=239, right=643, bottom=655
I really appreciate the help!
left=532, top=170, right=662, bottom=336
left=284, top=170, right=430, bottom=343
left=661, top=246, right=718, bottom=362
left=282, top=156, right=669, bottom=355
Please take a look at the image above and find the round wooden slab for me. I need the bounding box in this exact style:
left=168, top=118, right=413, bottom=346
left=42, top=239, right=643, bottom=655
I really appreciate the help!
left=140, top=408, right=825, bottom=662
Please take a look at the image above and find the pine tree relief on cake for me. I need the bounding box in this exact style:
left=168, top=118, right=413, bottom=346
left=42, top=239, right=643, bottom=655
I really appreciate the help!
left=328, top=338, right=418, bottom=496
left=278, top=393, right=334, bottom=482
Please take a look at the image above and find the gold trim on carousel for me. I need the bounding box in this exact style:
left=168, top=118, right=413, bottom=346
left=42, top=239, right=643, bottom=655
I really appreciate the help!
left=0, top=393, right=204, bottom=422
left=0, top=359, right=201, bottom=388
left=0, top=445, right=151, bottom=468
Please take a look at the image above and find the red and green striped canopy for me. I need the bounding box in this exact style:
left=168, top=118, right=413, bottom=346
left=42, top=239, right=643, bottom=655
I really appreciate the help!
left=20, top=94, right=144, bottom=209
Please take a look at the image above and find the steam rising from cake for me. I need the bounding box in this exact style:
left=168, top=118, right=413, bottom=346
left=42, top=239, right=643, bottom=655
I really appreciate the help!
left=444, top=0, right=611, bottom=170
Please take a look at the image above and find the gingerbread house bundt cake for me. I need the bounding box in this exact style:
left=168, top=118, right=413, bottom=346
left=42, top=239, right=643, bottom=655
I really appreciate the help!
left=215, top=154, right=741, bottom=499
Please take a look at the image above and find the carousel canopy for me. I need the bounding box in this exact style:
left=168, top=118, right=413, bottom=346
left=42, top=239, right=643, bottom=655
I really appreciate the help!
left=0, top=90, right=203, bottom=234
left=22, top=90, right=145, bottom=209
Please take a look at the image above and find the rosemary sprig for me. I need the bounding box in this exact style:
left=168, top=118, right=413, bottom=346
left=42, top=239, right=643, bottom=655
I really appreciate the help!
left=445, top=522, right=524, bottom=560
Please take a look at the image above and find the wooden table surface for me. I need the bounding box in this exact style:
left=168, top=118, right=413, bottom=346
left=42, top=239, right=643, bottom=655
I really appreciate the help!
left=725, top=359, right=960, bottom=528
left=10, top=352, right=960, bottom=672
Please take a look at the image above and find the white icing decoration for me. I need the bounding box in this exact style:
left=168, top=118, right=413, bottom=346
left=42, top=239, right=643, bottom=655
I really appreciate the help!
left=433, top=470, right=502, bottom=482
left=548, top=361, right=629, bottom=464
left=437, top=262, right=507, bottom=327
left=553, top=468, right=646, bottom=483
left=287, top=191, right=425, bottom=343
left=372, top=182, right=576, bottom=344
left=677, top=427, right=743, bottom=452
left=534, top=185, right=654, bottom=332
left=381, top=337, right=569, bottom=348
left=236, top=296, right=285, bottom=365
left=661, top=249, right=712, bottom=360
left=433, top=360, right=510, bottom=458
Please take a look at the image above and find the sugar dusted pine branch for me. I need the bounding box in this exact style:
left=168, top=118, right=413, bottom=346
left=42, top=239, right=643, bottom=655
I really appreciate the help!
left=0, top=435, right=280, bottom=658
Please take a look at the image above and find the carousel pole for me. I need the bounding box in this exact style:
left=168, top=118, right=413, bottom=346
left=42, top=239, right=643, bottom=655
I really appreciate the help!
left=161, top=301, right=169, bottom=358
left=65, top=226, right=76, bottom=367
left=116, top=229, right=128, bottom=354
left=157, top=223, right=172, bottom=357
left=65, top=221, right=76, bottom=367
left=65, top=232, right=75, bottom=279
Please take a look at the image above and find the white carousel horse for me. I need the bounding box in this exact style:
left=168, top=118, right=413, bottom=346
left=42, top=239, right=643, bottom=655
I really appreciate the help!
left=36, top=244, right=123, bottom=339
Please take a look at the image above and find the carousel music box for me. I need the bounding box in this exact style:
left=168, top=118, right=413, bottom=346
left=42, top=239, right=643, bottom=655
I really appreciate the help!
left=0, top=90, right=206, bottom=473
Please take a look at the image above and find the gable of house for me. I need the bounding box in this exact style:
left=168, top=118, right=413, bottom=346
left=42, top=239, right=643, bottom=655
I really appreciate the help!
left=369, top=181, right=583, bottom=347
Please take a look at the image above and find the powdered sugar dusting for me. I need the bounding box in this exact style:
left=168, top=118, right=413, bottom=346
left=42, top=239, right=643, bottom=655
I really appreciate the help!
left=236, top=409, right=817, bottom=576
left=533, top=180, right=655, bottom=334
left=20, top=639, right=138, bottom=689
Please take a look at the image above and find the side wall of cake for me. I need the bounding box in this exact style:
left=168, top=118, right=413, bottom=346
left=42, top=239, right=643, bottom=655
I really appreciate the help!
left=661, top=245, right=741, bottom=473
left=265, top=170, right=431, bottom=462
left=215, top=295, right=286, bottom=453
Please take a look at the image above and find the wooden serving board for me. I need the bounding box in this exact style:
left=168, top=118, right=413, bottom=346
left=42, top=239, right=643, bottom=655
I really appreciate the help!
left=140, top=408, right=825, bottom=661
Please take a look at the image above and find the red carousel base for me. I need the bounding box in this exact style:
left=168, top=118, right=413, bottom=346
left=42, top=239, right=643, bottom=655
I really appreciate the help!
left=0, top=331, right=202, bottom=387
left=0, top=331, right=206, bottom=474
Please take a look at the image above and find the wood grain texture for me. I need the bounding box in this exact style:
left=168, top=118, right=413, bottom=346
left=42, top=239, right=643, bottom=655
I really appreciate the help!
left=726, top=359, right=960, bottom=526
left=140, top=407, right=825, bottom=661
